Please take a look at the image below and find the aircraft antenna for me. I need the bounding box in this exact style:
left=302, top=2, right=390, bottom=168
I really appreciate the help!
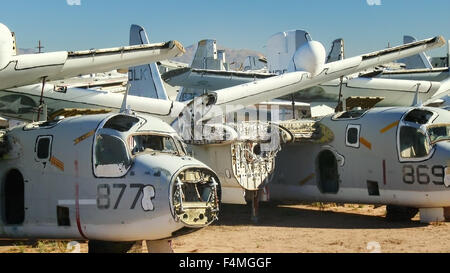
left=36, top=77, right=47, bottom=121
left=412, top=83, right=422, bottom=106
left=335, top=76, right=345, bottom=112
left=291, top=94, right=296, bottom=119
left=120, top=83, right=134, bottom=115
left=36, top=40, right=44, bottom=54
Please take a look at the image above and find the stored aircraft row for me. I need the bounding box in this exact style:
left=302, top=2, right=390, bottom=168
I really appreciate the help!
left=0, top=22, right=448, bottom=252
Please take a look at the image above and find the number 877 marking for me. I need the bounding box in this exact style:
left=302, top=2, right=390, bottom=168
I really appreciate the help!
left=97, top=184, right=155, bottom=210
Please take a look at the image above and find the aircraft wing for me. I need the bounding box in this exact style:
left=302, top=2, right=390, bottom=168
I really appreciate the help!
left=0, top=41, right=185, bottom=90
left=162, top=68, right=274, bottom=90
left=182, top=36, right=445, bottom=121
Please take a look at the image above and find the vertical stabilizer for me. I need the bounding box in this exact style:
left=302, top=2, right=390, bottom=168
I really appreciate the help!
left=128, top=24, right=168, bottom=100
left=397, top=35, right=433, bottom=69
left=0, top=23, right=14, bottom=69
left=243, top=56, right=267, bottom=71
left=326, top=39, right=344, bottom=63
left=191, top=39, right=224, bottom=70
left=266, top=30, right=311, bottom=74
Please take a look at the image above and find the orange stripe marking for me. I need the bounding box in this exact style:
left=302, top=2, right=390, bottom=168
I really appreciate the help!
left=380, top=121, right=400, bottom=134
left=360, top=137, right=372, bottom=150
left=50, top=156, right=65, bottom=171
left=299, top=173, right=315, bottom=186
left=74, top=130, right=95, bottom=145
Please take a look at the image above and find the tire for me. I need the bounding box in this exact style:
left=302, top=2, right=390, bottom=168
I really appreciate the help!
left=88, top=240, right=142, bottom=253
left=385, top=205, right=419, bottom=222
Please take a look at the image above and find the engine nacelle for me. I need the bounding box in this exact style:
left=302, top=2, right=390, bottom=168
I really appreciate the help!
left=292, top=41, right=326, bottom=76
left=0, top=23, right=14, bottom=69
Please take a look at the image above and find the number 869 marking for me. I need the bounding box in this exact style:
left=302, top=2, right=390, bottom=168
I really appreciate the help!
left=402, top=165, right=445, bottom=185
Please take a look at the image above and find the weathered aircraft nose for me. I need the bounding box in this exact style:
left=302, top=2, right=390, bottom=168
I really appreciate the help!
left=170, top=167, right=221, bottom=228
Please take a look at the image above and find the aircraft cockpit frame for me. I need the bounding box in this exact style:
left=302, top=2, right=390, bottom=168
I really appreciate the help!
left=396, top=108, right=443, bottom=163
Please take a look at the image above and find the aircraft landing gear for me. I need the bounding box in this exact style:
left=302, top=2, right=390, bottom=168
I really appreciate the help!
left=88, top=240, right=174, bottom=253
left=88, top=240, right=143, bottom=253
left=250, top=190, right=260, bottom=224
left=385, top=205, right=419, bottom=222
left=146, top=240, right=174, bottom=253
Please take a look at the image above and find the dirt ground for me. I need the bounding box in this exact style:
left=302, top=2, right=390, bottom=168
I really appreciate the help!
left=1, top=202, right=450, bottom=253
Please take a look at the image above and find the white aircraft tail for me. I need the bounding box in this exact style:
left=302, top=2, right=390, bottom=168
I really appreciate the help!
left=266, top=30, right=311, bottom=74
left=128, top=24, right=168, bottom=100
left=326, top=39, right=344, bottom=63
left=191, top=39, right=225, bottom=70
left=243, top=56, right=267, bottom=71
left=397, top=35, right=433, bottom=69
left=0, top=23, right=15, bottom=68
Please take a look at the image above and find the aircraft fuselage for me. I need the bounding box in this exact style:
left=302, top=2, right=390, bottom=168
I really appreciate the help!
left=270, top=107, right=450, bottom=208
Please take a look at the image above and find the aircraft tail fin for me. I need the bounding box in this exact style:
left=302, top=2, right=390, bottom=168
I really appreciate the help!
left=191, top=39, right=225, bottom=70
left=128, top=24, right=168, bottom=100
left=0, top=23, right=15, bottom=68
left=266, top=30, right=311, bottom=74
left=397, top=35, right=433, bottom=69
left=326, top=39, right=344, bottom=63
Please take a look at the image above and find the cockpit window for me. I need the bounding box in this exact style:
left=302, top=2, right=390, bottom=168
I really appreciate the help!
left=399, top=126, right=431, bottom=159
left=428, top=124, right=450, bottom=144
left=403, top=109, right=434, bottom=125
left=103, top=115, right=140, bottom=132
left=94, top=134, right=131, bottom=177
left=130, top=134, right=183, bottom=156
left=333, top=109, right=367, bottom=120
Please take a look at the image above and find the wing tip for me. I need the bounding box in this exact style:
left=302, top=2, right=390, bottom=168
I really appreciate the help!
left=434, top=35, right=446, bottom=47
left=170, top=40, right=186, bottom=55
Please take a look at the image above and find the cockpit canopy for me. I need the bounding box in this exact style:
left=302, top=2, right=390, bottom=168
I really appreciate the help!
left=399, top=126, right=431, bottom=159
left=130, top=134, right=186, bottom=156
left=428, top=124, right=450, bottom=145
left=95, top=134, right=132, bottom=177
left=398, top=108, right=449, bottom=161
left=103, top=115, right=140, bottom=132
left=93, top=114, right=187, bottom=178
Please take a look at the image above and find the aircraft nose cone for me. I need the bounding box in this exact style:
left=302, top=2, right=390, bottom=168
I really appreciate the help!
left=292, top=41, right=326, bottom=76
left=170, top=168, right=220, bottom=228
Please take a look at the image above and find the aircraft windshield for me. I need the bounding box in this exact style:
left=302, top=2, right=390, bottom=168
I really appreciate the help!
left=130, top=134, right=183, bottom=156
left=94, top=134, right=131, bottom=177
left=428, top=124, right=450, bottom=144
left=399, top=126, right=431, bottom=159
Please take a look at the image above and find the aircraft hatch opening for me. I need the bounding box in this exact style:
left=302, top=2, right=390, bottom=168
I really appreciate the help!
left=317, top=150, right=339, bottom=194
left=171, top=168, right=220, bottom=228
left=3, top=169, right=25, bottom=225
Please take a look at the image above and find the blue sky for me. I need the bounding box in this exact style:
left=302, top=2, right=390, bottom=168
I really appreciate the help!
left=2, top=0, right=450, bottom=57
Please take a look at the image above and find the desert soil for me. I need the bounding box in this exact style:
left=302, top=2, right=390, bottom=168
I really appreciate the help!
left=1, top=202, right=450, bottom=253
